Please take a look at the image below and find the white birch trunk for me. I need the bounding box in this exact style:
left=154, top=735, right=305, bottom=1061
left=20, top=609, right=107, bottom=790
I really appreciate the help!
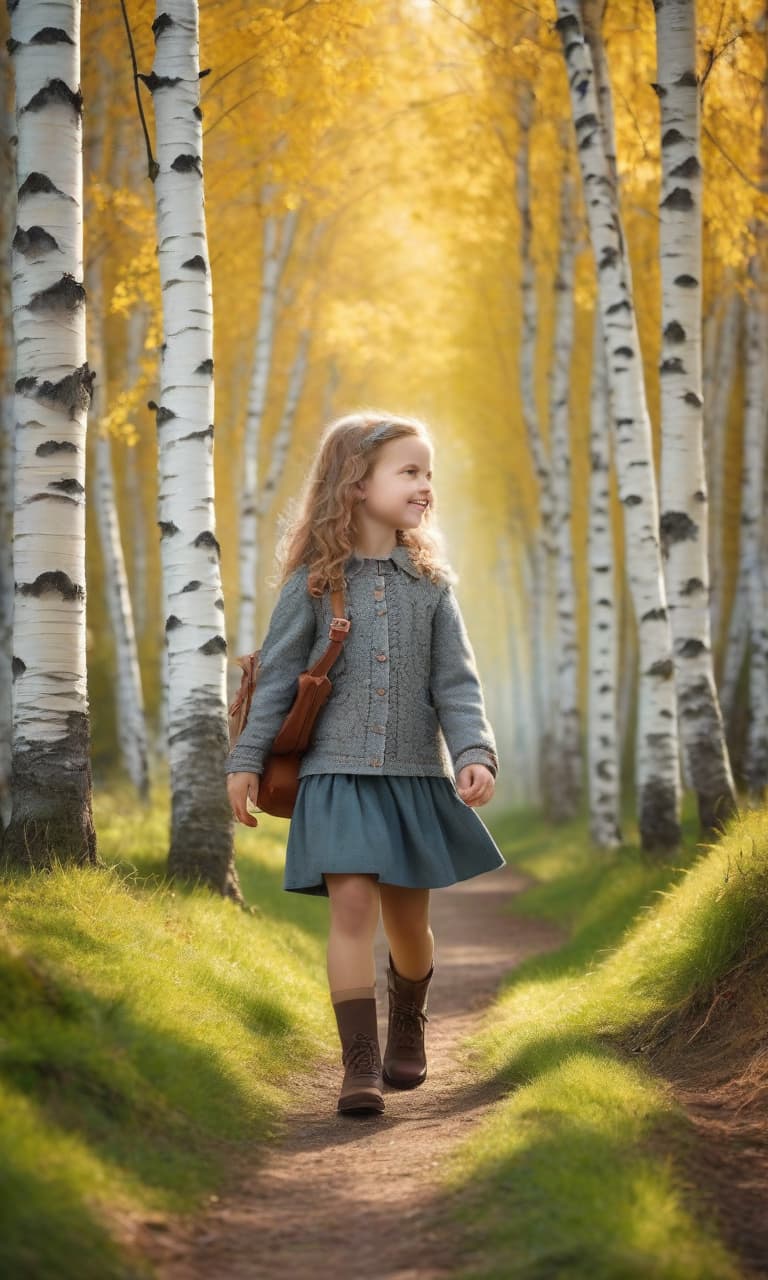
left=703, top=292, right=740, bottom=649
left=236, top=195, right=300, bottom=656
left=141, top=0, right=241, bottom=899
left=1, top=57, right=16, bottom=830
left=720, top=571, right=749, bottom=729
left=588, top=306, right=622, bottom=847
left=84, top=80, right=150, bottom=798
left=123, top=303, right=151, bottom=637
left=2, top=0, right=99, bottom=868
left=516, top=83, right=558, bottom=810
left=654, top=0, right=737, bottom=832
left=555, top=1, right=682, bottom=852
left=547, top=158, right=582, bottom=819
left=741, top=251, right=768, bottom=798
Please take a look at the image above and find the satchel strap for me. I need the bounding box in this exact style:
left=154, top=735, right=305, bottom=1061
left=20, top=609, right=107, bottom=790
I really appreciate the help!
left=308, top=582, right=350, bottom=677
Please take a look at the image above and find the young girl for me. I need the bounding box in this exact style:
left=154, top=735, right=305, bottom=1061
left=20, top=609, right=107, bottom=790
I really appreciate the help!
left=226, top=412, right=506, bottom=1117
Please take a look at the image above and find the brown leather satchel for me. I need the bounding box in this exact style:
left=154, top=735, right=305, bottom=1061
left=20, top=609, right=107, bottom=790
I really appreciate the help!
left=227, top=581, right=350, bottom=818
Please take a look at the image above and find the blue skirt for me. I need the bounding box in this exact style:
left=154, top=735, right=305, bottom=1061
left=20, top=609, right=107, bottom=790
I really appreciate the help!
left=283, top=772, right=506, bottom=896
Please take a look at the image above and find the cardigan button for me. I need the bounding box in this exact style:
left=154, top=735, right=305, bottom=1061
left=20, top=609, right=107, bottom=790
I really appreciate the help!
left=376, top=687, right=386, bottom=695
left=376, top=653, right=388, bottom=661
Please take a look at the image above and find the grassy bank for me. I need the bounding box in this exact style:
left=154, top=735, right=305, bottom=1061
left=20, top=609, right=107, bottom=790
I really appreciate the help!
left=438, top=796, right=767, bottom=1280
left=0, top=775, right=335, bottom=1280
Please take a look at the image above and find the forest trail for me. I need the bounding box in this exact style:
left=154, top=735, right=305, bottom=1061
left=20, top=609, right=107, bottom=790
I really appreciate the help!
left=124, top=860, right=565, bottom=1279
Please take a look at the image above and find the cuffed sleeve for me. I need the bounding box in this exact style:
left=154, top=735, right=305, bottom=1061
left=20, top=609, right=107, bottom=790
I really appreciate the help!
left=429, top=583, right=499, bottom=780
left=225, top=567, right=316, bottom=776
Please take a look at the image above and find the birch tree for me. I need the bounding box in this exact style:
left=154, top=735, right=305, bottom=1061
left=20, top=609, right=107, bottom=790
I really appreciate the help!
left=137, top=0, right=241, bottom=899
left=588, top=306, right=622, bottom=848
left=2, top=0, right=100, bottom=869
left=740, top=250, right=768, bottom=799
left=555, top=1, right=682, bottom=853
left=547, top=156, right=583, bottom=820
left=515, top=82, right=559, bottom=813
left=86, top=83, right=150, bottom=798
left=1, top=59, right=15, bottom=830
left=703, top=291, right=740, bottom=647
left=653, top=0, right=737, bottom=833
left=236, top=184, right=300, bottom=656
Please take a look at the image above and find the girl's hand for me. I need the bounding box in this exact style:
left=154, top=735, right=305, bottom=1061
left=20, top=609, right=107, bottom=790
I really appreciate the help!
left=227, top=771, right=261, bottom=826
left=456, top=763, right=495, bottom=807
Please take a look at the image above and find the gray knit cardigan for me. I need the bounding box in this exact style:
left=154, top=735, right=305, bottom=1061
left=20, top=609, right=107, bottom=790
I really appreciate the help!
left=225, top=543, right=499, bottom=781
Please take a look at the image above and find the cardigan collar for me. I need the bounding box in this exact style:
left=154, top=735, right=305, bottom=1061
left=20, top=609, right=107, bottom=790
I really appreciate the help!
left=344, top=543, right=421, bottom=579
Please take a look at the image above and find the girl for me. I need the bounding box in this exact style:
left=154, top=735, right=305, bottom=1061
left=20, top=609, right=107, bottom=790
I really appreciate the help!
left=226, top=412, right=505, bottom=1117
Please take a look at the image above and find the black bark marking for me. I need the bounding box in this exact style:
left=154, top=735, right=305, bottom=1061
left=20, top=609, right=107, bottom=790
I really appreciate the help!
left=194, top=358, right=213, bottom=374
left=680, top=577, right=706, bottom=596
left=622, top=493, right=642, bottom=505
left=18, top=172, right=70, bottom=201
left=171, top=155, right=202, bottom=177
left=607, top=299, right=632, bottom=315
left=661, top=187, right=694, bottom=211
left=158, top=521, right=180, bottom=538
left=13, top=225, right=60, bottom=255
left=678, top=638, right=708, bottom=658
left=670, top=154, right=701, bottom=178
left=648, top=657, right=674, bottom=679
left=12, top=656, right=26, bottom=677
left=23, top=79, right=82, bottom=118
left=663, top=320, right=685, bottom=343
left=661, top=126, right=686, bottom=148
left=641, top=607, right=668, bottom=622
left=660, top=510, right=697, bottom=555
left=36, top=440, right=78, bottom=456
left=684, top=391, right=703, bottom=408
left=152, top=13, right=174, bottom=37
left=28, top=273, right=86, bottom=313
left=18, top=570, right=83, bottom=600
left=182, top=255, right=207, bottom=273
left=178, top=425, right=214, bottom=442
left=660, top=357, right=685, bottom=374
left=194, top=530, right=221, bottom=557
left=147, top=401, right=176, bottom=426
left=31, top=27, right=75, bottom=45
left=48, top=478, right=85, bottom=495
left=214, top=597, right=224, bottom=610
left=673, top=273, right=698, bottom=287
left=137, top=72, right=182, bottom=93
left=165, top=615, right=183, bottom=631
left=34, top=364, right=94, bottom=419
left=181, top=580, right=203, bottom=592
left=200, top=635, right=227, bottom=656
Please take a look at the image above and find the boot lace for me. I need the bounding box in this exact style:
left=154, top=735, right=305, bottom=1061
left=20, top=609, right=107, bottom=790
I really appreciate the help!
left=391, top=1001, right=429, bottom=1050
left=343, top=1031, right=380, bottom=1075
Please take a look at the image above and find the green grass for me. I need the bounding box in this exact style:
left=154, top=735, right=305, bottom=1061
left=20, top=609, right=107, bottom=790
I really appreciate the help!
left=0, top=772, right=335, bottom=1280
left=437, top=794, right=767, bottom=1280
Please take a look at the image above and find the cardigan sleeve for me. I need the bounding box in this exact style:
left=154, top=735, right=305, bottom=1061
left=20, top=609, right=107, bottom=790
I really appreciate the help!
left=429, top=583, right=499, bottom=779
left=225, top=566, right=316, bottom=776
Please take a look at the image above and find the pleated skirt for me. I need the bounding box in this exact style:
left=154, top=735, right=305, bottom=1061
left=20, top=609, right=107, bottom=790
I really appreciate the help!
left=283, top=771, right=506, bottom=896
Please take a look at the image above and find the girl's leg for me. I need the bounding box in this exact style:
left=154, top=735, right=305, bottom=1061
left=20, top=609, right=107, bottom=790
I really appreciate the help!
left=324, top=872, right=381, bottom=991
left=379, top=884, right=434, bottom=980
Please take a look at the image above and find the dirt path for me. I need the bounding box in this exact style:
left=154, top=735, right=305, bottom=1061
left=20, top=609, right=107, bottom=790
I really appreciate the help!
left=124, top=861, right=565, bottom=1279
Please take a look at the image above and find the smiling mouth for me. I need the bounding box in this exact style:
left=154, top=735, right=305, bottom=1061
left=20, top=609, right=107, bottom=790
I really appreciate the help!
left=410, top=500, right=428, bottom=509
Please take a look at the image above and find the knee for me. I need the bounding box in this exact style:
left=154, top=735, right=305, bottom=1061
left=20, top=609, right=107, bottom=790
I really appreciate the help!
left=328, top=876, right=379, bottom=936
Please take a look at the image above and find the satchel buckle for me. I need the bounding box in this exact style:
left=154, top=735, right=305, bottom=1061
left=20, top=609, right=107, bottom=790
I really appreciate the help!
left=330, top=617, right=351, bottom=634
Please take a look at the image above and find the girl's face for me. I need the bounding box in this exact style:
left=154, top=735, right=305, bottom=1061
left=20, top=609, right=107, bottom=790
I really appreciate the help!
left=354, top=435, right=434, bottom=531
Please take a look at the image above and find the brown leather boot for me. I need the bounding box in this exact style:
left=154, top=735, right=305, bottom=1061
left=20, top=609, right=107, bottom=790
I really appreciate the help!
left=382, top=950, right=434, bottom=1088
left=331, top=994, right=385, bottom=1114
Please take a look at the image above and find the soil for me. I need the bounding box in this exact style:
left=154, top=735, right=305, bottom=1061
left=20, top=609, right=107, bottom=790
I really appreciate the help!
left=117, top=860, right=565, bottom=1279
left=625, top=953, right=768, bottom=1279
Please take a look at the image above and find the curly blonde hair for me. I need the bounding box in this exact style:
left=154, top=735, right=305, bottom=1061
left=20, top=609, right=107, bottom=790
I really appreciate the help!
left=269, top=410, right=456, bottom=597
